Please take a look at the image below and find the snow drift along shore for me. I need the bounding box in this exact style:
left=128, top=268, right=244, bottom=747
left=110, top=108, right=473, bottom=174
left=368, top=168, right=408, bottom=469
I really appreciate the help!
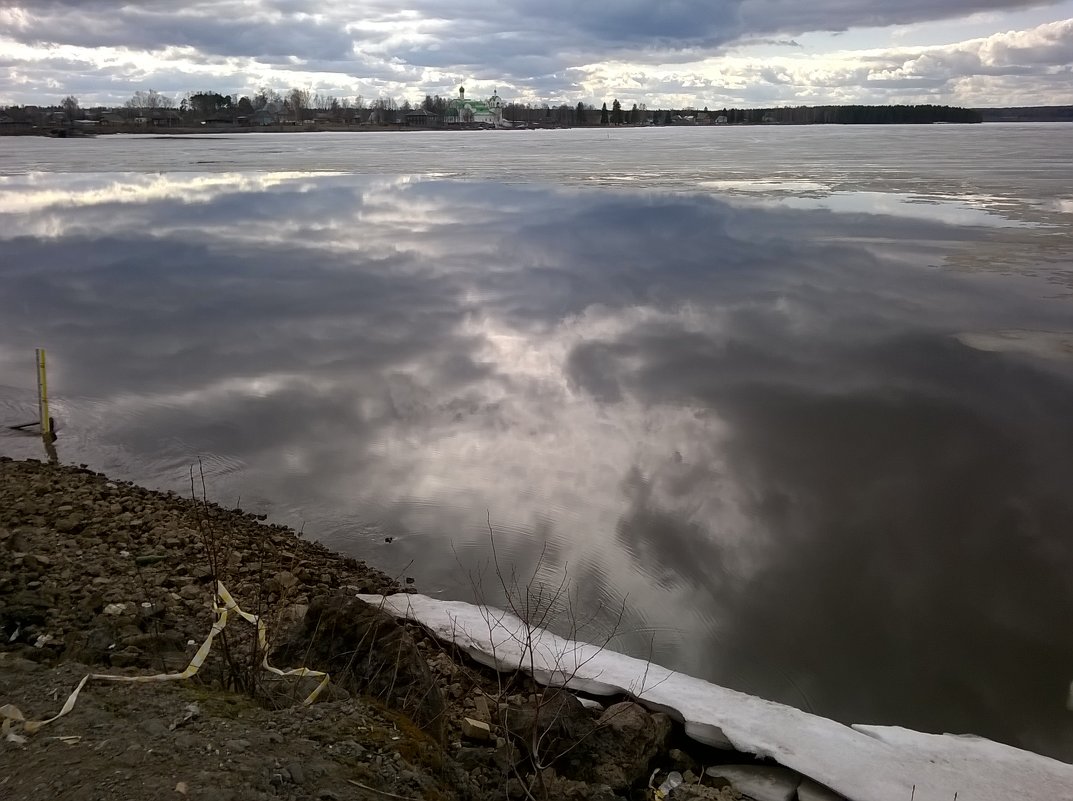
left=359, top=592, right=1073, bottom=801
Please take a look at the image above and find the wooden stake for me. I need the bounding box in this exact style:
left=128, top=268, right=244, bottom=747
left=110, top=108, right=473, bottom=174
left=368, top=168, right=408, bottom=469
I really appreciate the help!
left=36, top=348, right=50, bottom=436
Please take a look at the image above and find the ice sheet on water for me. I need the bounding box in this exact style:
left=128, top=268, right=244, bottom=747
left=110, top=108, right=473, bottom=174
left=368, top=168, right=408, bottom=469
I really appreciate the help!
left=358, top=592, right=1073, bottom=801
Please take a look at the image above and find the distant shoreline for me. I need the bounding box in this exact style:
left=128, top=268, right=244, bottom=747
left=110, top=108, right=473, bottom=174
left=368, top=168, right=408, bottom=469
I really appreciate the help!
left=7, top=102, right=1071, bottom=136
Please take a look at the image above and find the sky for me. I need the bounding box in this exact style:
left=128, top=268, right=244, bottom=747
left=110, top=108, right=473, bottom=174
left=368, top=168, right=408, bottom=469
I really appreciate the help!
left=0, top=0, right=1071, bottom=108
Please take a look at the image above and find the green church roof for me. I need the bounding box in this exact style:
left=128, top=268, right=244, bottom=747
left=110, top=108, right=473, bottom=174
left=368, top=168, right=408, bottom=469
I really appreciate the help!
left=446, top=100, right=491, bottom=112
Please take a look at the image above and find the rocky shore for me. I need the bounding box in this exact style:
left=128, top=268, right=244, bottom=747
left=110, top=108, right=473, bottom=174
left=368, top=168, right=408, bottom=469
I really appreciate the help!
left=0, top=457, right=834, bottom=801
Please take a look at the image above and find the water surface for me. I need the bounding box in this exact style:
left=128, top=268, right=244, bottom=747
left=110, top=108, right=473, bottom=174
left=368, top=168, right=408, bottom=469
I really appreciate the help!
left=2, top=127, right=1073, bottom=758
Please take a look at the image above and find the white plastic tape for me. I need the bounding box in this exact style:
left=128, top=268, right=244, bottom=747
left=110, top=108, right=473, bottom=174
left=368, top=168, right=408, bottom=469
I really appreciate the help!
left=1, top=581, right=329, bottom=736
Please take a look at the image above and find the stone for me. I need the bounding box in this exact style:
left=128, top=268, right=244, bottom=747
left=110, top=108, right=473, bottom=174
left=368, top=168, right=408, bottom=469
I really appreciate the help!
left=137, top=601, right=167, bottom=621
left=114, top=745, right=144, bottom=767
left=224, top=738, right=251, bottom=753
left=9, top=530, right=31, bottom=553
left=272, top=595, right=446, bottom=742
left=677, top=786, right=740, bottom=801
left=4, top=590, right=51, bottom=617
left=138, top=718, right=171, bottom=738
left=798, top=778, right=848, bottom=801
left=22, top=554, right=51, bottom=570
left=270, top=571, right=299, bottom=593
left=455, top=746, right=501, bottom=771
left=0, top=653, right=42, bottom=672
left=472, top=694, right=491, bottom=723
left=179, top=584, right=202, bottom=601
left=461, top=717, right=492, bottom=741
left=704, top=765, right=802, bottom=801
left=277, top=603, right=309, bottom=627
left=285, top=763, right=306, bottom=785
left=55, top=514, right=84, bottom=534
left=505, top=690, right=595, bottom=765
left=110, top=646, right=143, bottom=668
left=669, top=747, right=699, bottom=773
left=135, top=554, right=169, bottom=567
left=582, top=702, right=672, bottom=790
left=540, top=772, right=621, bottom=801
left=66, top=627, right=114, bottom=665
left=117, top=623, right=142, bottom=640
left=173, top=733, right=207, bottom=752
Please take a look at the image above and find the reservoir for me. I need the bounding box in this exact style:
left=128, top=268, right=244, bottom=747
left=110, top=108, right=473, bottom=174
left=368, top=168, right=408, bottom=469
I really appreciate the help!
left=2, top=124, right=1072, bottom=758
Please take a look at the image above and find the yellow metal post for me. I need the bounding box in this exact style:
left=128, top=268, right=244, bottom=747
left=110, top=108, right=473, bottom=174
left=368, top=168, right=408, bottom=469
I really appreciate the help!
left=36, top=348, right=50, bottom=435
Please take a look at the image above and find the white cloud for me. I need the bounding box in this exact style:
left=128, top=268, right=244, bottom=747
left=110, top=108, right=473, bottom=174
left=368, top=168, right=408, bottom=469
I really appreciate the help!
left=0, top=0, right=1070, bottom=106
left=567, top=18, right=1073, bottom=107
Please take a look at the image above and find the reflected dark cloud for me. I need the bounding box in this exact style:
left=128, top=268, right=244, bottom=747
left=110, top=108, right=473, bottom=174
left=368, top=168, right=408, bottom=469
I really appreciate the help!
left=572, top=312, right=1073, bottom=753
left=710, top=366, right=1073, bottom=754
left=614, top=463, right=733, bottom=592
left=2, top=173, right=1073, bottom=757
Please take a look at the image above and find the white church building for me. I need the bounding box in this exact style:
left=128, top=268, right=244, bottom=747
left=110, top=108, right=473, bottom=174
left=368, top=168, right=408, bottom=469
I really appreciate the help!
left=445, top=86, right=505, bottom=126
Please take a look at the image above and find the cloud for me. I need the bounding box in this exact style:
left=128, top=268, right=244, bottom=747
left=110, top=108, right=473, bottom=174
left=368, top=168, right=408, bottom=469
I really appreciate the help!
left=1, top=0, right=1071, bottom=105
left=738, top=0, right=1052, bottom=36
left=1, top=2, right=356, bottom=60
left=566, top=18, right=1073, bottom=107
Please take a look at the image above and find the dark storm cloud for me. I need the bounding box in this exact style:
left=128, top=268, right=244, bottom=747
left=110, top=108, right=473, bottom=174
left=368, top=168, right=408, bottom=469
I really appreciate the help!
left=513, top=0, right=743, bottom=44
left=739, top=0, right=1053, bottom=34
left=3, top=1, right=355, bottom=60
left=1, top=0, right=1064, bottom=82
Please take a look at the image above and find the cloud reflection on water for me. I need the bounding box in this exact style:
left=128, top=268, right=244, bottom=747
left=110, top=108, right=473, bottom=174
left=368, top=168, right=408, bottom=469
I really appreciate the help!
left=1, top=172, right=1073, bottom=757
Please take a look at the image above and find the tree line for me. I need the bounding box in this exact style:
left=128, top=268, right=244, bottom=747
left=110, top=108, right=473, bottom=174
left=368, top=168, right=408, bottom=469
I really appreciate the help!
left=715, top=104, right=983, bottom=124
left=3, top=88, right=982, bottom=128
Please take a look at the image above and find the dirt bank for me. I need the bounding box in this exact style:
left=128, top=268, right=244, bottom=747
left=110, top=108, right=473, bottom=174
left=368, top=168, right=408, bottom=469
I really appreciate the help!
left=0, top=456, right=811, bottom=801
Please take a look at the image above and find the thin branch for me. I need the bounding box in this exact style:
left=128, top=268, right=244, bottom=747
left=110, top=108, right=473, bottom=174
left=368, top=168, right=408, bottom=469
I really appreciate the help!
left=345, top=779, right=420, bottom=800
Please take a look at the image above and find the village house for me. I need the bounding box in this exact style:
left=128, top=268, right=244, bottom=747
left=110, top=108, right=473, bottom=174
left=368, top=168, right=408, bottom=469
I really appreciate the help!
left=250, top=108, right=280, bottom=126
left=404, top=108, right=440, bottom=127
left=132, top=109, right=182, bottom=127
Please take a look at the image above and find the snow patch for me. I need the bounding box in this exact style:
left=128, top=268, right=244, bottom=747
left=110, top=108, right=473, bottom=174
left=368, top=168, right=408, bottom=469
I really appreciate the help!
left=359, top=592, right=1073, bottom=801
